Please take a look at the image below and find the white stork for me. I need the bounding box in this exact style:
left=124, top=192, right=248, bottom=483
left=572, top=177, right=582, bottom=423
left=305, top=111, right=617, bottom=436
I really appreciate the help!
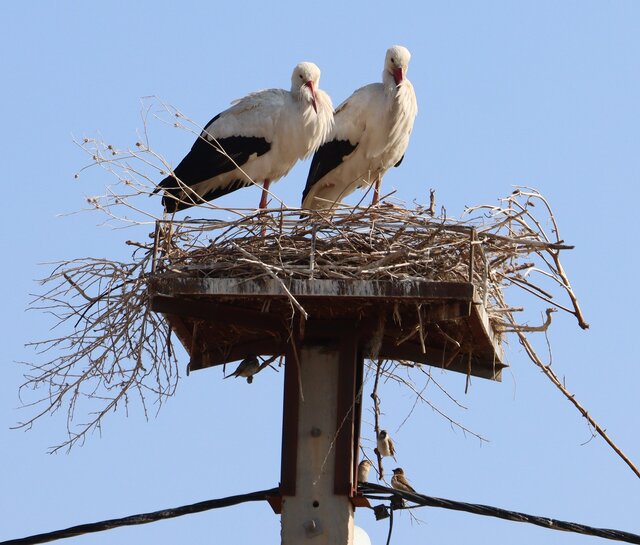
left=156, top=62, right=333, bottom=212
left=301, top=46, right=417, bottom=210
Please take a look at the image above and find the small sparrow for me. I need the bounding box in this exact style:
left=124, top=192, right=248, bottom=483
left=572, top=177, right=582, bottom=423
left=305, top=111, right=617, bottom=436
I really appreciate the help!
left=377, top=429, right=397, bottom=460
left=391, top=467, right=417, bottom=494
left=224, top=356, right=260, bottom=384
left=357, top=460, right=372, bottom=483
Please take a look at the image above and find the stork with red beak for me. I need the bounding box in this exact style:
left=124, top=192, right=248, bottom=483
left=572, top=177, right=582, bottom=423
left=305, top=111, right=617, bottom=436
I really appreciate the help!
left=301, top=46, right=417, bottom=210
left=156, top=62, right=333, bottom=212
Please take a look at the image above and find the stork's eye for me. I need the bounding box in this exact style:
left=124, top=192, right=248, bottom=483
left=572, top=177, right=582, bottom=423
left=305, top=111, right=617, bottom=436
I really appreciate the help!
left=299, top=74, right=303, bottom=79
left=390, top=57, right=395, bottom=63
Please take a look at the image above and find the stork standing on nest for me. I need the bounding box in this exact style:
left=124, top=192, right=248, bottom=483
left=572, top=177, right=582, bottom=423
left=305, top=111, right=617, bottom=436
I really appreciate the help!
left=301, top=45, right=417, bottom=210
left=156, top=62, right=333, bottom=212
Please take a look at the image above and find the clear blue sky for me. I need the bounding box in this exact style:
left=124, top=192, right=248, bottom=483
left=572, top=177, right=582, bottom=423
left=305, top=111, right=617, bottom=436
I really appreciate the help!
left=2, top=2, right=639, bottom=544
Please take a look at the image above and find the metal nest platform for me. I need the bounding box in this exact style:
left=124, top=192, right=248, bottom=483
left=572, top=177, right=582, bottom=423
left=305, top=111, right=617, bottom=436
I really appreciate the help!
left=148, top=207, right=508, bottom=381
left=150, top=276, right=504, bottom=380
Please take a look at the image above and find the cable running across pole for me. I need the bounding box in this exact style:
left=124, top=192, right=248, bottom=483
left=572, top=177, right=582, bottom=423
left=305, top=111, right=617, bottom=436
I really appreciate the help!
left=3, top=484, right=639, bottom=545
left=0, top=487, right=279, bottom=545
left=360, top=483, right=640, bottom=544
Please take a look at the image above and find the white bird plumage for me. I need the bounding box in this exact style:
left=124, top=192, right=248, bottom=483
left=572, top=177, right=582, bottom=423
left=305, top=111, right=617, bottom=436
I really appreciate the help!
left=301, top=45, right=417, bottom=210
left=357, top=459, right=372, bottom=483
left=157, top=62, right=333, bottom=212
left=376, top=429, right=397, bottom=460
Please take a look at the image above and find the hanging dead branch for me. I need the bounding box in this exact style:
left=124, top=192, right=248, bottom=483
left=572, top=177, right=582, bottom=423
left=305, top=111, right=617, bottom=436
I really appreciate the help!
left=19, top=252, right=179, bottom=453
left=512, top=322, right=640, bottom=479
left=371, top=359, right=386, bottom=480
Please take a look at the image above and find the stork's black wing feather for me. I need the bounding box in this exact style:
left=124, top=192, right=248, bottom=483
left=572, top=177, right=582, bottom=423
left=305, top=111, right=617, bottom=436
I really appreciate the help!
left=394, top=154, right=404, bottom=168
left=157, top=114, right=271, bottom=212
left=301, top=139, right=357, bottom=205
left=198, top=177, right=253, bottom=204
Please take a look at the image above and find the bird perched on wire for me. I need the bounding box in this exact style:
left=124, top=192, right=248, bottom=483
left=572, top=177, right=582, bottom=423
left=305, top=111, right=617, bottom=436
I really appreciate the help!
left=357, top=459, right=372, bottom=483
left=376, top=429, right=397, bottom=460
left=224, top=356, right=261, bottom=384
left=156, top=62, right=334, bottom=212
left=301, top=45, right=417, bottom=210
left=391, top=467, right=417, bottom=494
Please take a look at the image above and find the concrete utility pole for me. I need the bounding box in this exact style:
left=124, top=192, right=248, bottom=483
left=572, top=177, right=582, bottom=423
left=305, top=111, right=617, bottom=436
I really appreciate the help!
left=280, top=343, right=360, bottom=544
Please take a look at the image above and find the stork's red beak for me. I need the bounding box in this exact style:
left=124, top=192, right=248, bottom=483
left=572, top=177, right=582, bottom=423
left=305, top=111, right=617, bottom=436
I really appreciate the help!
left=305, top=80, right=318, bottom=113
left=393, top=67, right=404, bottom=85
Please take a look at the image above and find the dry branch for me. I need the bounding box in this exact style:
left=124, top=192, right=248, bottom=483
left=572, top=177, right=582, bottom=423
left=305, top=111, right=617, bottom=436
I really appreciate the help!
left=513, top=323, right=640, bottom=479
left=371, top=359, right=386, bottom=480
left=20, top=254, right=179, bottom=452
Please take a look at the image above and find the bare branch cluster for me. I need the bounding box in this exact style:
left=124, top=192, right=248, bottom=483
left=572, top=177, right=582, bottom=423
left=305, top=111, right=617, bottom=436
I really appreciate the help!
left=20, top=250, right=179, bottom=452
left=465, top=189, right=588, bottom=330
left=73, top=97, right=285, bottom=225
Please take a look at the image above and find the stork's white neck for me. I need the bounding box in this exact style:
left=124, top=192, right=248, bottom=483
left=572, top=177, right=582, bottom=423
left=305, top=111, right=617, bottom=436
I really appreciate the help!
left=382, top=70, right=398, bottom=94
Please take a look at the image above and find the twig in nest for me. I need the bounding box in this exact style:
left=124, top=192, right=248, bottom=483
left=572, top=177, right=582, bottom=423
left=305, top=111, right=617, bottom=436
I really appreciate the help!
left=230, top=242, right=308, bottom=320
left=434, top=323, right=461, bottom=349
left=496, top=308, right=557, bottom=332
left=427, top=189, right=436, bottom=216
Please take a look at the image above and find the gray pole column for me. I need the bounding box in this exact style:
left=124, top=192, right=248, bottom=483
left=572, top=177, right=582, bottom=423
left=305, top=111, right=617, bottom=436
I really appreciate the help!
left=280, top=340, right=359, bottom=545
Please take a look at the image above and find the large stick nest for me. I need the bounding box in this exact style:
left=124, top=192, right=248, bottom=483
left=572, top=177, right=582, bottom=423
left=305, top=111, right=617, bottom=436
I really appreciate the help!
left=163, top=207, right=481, bottom=283
left=155, top=190, right=585, bottom=331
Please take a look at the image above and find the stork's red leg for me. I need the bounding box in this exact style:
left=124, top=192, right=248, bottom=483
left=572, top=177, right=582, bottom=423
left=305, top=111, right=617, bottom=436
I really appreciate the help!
left=372, top=178, right=381, bottom=206
left=259, top=179, right=271, bottom=209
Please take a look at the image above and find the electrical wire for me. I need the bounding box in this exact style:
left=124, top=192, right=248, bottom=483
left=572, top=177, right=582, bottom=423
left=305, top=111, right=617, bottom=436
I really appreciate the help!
left=360, top=482, right=640, bottom=544
left=2, top=483, right=638, bottom=545
left=386, top=505, right=394, bottom=545
left=0, top=487, right=279, bottom=545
